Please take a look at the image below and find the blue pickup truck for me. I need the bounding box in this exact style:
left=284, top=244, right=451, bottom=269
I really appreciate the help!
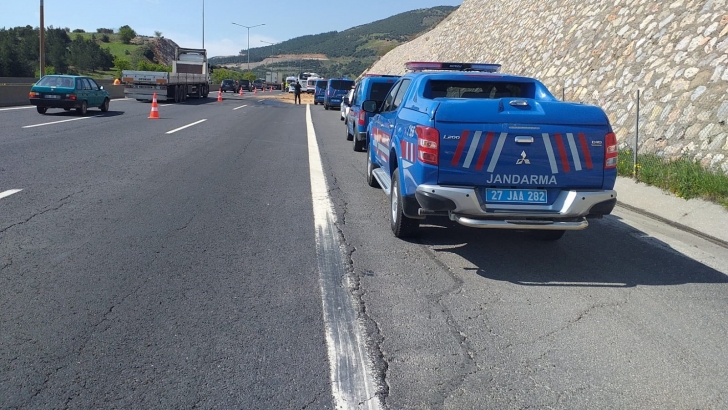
left=363, top=62, right=618, bottom=240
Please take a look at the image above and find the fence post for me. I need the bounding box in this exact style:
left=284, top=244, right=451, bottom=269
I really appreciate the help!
left=634, top=89, right=640, bottom=179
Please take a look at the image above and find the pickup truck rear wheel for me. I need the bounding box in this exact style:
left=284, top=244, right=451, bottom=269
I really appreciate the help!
left=390, top=168, right=419, bottom=238
left=366, top=149, right=380, bottom=188
left=353, top=137, right=365, bottom=152
left=530, top=230, right=565, bottom=241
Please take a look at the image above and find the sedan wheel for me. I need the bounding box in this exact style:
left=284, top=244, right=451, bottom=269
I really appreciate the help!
left=76, top=100, right=88, bottom=115
left=100, top=98, right=109, bottom=112
left=36, top=106, right=47, bottom=114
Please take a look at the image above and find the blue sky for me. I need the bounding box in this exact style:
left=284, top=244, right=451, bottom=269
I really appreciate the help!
left=5, top=0, right=462, bottom=58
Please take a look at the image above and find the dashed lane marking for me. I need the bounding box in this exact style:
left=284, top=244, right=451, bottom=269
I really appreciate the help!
left=22, top=115, right=103, bottom=129
left=0, top=189, right=23, bottom=200
left=233, top=105, right=248, bottom=110
left=165, top=119, right=207, bottom=134
left=0, top=106, right=34, bottom=112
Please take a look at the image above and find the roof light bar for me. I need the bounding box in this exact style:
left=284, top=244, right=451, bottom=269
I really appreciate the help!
left=405, top=62, right=501, bottom=73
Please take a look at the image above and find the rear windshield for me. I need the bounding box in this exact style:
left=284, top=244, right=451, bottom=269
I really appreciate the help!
left=329, top=80, right=354, bottom=91
left=368, top=82, right=396, bottom=102
left=36, top=76, right=74, bottom=87
left=223, top=79, right=234, bottom=84
left=315, top=80, right=327, bottom=88
left=424, top=80, right=531, bottom=99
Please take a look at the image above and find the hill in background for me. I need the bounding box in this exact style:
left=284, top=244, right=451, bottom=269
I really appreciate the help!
left=209, top=6, right=457, bottom=79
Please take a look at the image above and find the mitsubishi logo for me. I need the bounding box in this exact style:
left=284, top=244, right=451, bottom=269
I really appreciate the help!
left=516, top=151, right=531, bottom=165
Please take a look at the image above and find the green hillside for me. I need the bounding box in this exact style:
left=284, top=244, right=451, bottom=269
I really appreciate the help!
left=209, top=6, right=457, bottom=78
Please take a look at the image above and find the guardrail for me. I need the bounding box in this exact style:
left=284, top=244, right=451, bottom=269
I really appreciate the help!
left=0, top=78, right=126, bottom=107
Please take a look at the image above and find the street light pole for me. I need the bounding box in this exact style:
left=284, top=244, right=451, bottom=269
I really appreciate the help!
left=231, top=22, right=265, bottom=72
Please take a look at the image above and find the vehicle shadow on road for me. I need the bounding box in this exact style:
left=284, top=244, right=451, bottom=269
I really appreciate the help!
left=416, top=215, right=728, bottom=288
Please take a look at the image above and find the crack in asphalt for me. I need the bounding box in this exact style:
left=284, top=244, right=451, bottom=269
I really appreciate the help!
left=0, top=190, right=84, bottom=234
left=420, top=244, right=479, bottom=408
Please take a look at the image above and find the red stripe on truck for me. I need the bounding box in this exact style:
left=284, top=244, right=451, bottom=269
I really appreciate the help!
left=554, top=133, right=571, bottom=173
left=451, top=130, right=470, bottom=166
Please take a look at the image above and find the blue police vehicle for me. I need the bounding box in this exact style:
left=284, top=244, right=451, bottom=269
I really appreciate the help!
left=323, top=78, right=354, bottom=111
left=363, top=62, right=618, bottom=240
left=313, top=79, right=327, bottom=105
left=345, top=74, right=399, bottom=152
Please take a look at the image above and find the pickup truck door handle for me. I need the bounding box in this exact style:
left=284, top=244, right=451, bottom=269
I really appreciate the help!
left=515, top=136, right=534, bottom=144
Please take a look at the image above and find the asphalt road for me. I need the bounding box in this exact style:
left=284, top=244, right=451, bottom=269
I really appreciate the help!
left=1, top=94, right=727, bottom=409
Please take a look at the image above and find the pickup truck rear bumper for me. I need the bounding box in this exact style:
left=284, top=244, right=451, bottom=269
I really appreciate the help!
left=415, top=185, right=617, bottom=231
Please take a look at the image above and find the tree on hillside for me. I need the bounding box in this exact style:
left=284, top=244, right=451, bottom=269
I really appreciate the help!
left=118, top=25, right=136, bottom=44
left=68, top=34, right=114, bottom=73
left=45, top=28, right=71, bottom=74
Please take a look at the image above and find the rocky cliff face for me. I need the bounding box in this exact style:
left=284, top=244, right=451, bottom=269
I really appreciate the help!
left=368, top=0, right=728, bottom=174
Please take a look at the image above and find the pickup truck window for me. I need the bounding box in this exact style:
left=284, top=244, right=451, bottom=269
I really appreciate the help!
left=380, top=82, right=400, bottom=112
left=425, top=80, right=528, bottom=99
left=369, top=82, right=395, bottom=103
left=390, top=79, right=411, bottom=111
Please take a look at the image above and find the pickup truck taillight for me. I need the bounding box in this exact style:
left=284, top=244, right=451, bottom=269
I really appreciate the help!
left=416, top=125, right=439, bottom=165
left=358, top=110, right=366, bottom=126
left=605, top=132, right=618, bottom=169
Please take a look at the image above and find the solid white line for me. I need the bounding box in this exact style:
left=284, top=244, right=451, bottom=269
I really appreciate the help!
left=0, top=106, right=34, bottom=112
left=306, top=105, right=381, bottom=410
left=165, top=119, right=207, bottom=134
left=233, top=105, right=248, bottom=110
left=0, top=189, right=23, bottom=200
left=22, top=115, right=102, bottom=129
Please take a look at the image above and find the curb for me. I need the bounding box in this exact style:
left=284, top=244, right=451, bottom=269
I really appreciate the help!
left=616, top=201, right=728, bottom=249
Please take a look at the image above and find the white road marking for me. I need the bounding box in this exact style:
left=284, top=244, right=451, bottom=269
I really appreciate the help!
left=0, top=106, right=34, bottom=112
left=233, top=105, right=248, bottom=110
left=22, top=115, right=102, bottom=129
left=166, top=119, right=207, bottom=134
left=306, top=105, right=381, bottom=410
left=0, top=189, right=23, bottom=200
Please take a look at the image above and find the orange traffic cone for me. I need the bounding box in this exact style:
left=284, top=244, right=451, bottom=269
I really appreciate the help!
left=217, top=89, right=223, bottom=102
left=254, top=87, right=258, bottom=95
left=148, top=93, right=160, bottom=119
left=239, top=87, right=243, bottom=97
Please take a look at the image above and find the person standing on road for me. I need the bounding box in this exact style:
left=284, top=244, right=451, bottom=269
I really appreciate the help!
left=294, top=81, right=302, bottom=104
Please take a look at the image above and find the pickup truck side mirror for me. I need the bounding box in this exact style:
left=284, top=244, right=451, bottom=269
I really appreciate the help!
left=362, top=100, right=378, bottom=113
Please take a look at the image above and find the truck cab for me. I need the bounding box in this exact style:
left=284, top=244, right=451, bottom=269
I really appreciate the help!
left=363, top=62, right=617, bottom=240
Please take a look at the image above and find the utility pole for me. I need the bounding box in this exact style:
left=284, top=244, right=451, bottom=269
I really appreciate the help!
left=39, top=0, right=45, bottom=77
left=202, top=0, right=205, bottom=49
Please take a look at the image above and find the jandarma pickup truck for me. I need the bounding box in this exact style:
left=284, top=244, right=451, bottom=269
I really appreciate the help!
left=363, top=62, right=618, bottom=240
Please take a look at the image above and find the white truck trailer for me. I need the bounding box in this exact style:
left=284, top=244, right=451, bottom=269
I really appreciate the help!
left=122, top=47, right=211, bottom=102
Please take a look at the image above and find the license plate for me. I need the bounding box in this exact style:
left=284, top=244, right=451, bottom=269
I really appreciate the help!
left=44, top=94, right=60, bottom=99
left=486, top=188, right=547, bottom=204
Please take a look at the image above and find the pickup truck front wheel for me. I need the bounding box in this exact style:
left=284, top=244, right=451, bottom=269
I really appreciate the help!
left=391, top=168, right=419, bottom=238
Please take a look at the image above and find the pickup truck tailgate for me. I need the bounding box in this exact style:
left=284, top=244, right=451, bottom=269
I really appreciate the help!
left=435, top=99, right=610, bottom=190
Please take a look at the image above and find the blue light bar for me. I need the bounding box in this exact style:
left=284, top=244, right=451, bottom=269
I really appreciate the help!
left=405, top=62, right=501, bottom=73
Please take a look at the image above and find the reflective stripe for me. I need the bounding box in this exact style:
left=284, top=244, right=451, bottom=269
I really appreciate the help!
left=486, top=133, right=508, bottom=173
left=566, top=133, right=582, bottom=171
left=542, top=133, right=559, bottom=174
left=475, top=132, right=495, bottom=171
left=578, top=133, right=593, bottom=169
left=462, top=131, right=482, bottom=169
left=451, top=130, right=470, bottom=166
left=554, top=133, right=571, bottom=173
